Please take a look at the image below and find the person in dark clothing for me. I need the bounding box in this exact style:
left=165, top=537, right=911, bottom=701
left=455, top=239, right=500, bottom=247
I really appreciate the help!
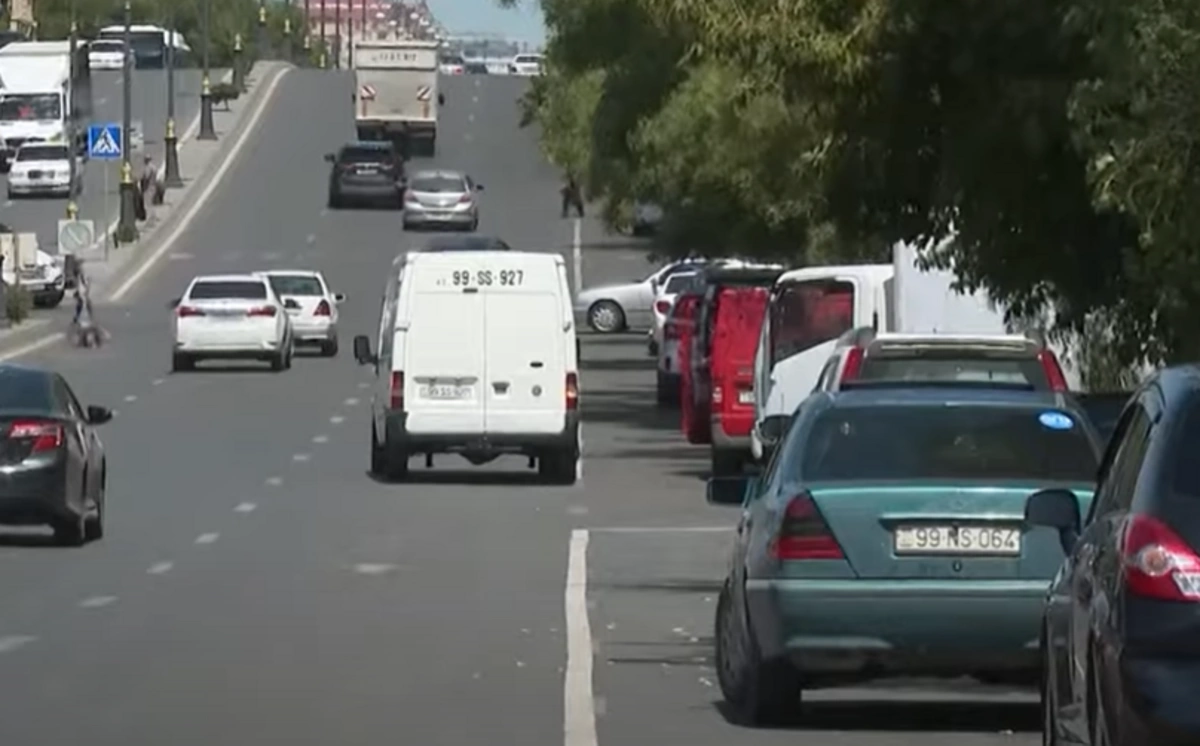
left=561, top=175, right=584, bottom=218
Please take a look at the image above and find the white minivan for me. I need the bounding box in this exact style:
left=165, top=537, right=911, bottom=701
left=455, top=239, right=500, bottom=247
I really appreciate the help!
left=353, top=249, right=580, bottom=483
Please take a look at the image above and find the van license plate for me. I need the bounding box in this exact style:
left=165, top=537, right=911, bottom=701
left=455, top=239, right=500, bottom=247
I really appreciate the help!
left=738, top=390, right=754, bottom=405
left=421, top=384, right=471, bottom=400
left=893, top=525, right=1020, bottom=556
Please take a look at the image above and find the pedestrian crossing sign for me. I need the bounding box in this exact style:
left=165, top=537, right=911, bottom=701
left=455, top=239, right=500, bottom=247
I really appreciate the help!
left=87, top=123, right=122, bottom=160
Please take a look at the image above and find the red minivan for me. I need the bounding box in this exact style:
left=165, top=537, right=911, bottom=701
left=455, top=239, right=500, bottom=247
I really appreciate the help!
left=659, top=292, right=702, bottom=407
left=708, top=286, right=770, bottom=474
left=684, top=267, right=784, bottom=453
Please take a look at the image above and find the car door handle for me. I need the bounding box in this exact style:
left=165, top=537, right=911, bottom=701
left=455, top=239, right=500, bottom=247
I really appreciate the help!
left=530, top=361, right=543, bottom=368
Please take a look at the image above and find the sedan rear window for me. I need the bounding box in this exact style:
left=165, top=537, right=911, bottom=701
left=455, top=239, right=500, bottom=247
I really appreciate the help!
left=858, top=356, right=1049, bottom=388
left=798, top=405, right=1098, bottom=483
left=664, top=273, right=700, bottom=294
left=410, top=176, right=465, bottom=192
left=188, top=281, right=267, bottom=300
left=16, top=146, right=68, bottom=161
left=267, top=275, right=323, bottom=296
left=340, top=147, right=392, bottom=164
left=0, top=369, right=51, bottom=410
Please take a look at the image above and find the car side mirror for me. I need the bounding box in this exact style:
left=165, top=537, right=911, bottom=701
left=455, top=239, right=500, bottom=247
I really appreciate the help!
left=334, top=293, right=346, bottom=303
left=168, top=297, right=180, bottom=308
left=284, top=298, right=300, bottom=310
left=324, top=153, right=336, bottom=163
left=758, top=415, right=789, bottom=445
left=438, top=93, right=445, bottom=105
left=474, top=183, right=483, bottom=191
left=86, top=405, right=112, bottom=424
left=352, top=334, right=376, bottom=365
left=706, top=475, right=757, bottom=506
left=1025, top=488, right=1082, bottom=555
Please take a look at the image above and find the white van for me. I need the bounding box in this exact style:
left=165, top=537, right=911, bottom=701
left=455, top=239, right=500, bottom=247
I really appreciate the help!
left=352, top=250, right=580, bottom=483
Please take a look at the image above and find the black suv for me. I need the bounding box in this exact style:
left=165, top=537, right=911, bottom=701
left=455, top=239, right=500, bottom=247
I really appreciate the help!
left=325, top=142, right=406, bottom=210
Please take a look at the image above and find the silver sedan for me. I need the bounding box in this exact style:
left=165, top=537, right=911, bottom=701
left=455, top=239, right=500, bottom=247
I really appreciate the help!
left=402, top=170, right=483, bottom=232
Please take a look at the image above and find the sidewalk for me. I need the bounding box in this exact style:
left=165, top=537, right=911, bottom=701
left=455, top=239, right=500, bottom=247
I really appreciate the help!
left=76, top=61, right=292, bottom=297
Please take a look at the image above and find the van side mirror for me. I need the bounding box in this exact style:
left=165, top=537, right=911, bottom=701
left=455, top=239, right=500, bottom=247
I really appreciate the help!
left=1025, top=488, right=1082, bottom=555
left=352, top=335, right=376, bottom=365
left=706, top=476, right=756, bottom=506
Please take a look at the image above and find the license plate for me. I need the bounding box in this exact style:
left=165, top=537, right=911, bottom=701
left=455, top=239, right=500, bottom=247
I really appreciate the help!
left=738, top=390, right=754, bottom=405
left=893, top=525, right=1021, bottom=556
left=209, top=309, right=242, bottom=319
left=356, top=168, right=378, bottom=175
left=420, top=384, right=472, bottom=400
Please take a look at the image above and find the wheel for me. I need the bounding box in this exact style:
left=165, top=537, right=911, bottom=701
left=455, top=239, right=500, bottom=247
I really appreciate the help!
left=656, top=372, right=677, bottom=407
left=370, top=422, right=386, bottom=475
left=52, top=513, right=87, bottom=547
left=271, top=349, right=287, bottom=371
left=370, top=421, right=409, bottom=480
left=587, top=300, right=625, bottom=333
left=327, top=192, right=341, bottom=209
left=84, top=473, right=105, bottom=542
left=466, top=218, right=478, bottom=232
left=715, top=584, right=802, bottom=726
left=171, top=353, right=194, bottom=372
left=711, top=449, right=742, bottom=477
left=1041, top=635, right=1060, bottom=746
left=321, top=337, right=339, bottom=357
left=538, top=447, right=577, bottom=485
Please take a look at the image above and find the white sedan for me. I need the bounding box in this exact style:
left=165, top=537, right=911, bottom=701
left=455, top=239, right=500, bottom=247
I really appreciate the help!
left=255, top=269, right=344, bottom=356
left=88, top=39, right=127, bottom=70
left=8, top=143, right=80, bottom=198
left=171, top=274, right=294, bottom=372
left=648, top=268, right=702, bottom=356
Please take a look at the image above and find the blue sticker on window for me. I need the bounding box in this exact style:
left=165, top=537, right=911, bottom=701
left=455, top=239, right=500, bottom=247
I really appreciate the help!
left=1038, top=411, right=1074, bottom=430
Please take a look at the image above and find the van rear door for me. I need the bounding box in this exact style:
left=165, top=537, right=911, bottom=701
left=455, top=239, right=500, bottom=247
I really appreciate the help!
left=483, top=255, right=567, bottom=434
left=403, top=256, right=486, bottom=434
left=712, top=287, right=769, bottom=436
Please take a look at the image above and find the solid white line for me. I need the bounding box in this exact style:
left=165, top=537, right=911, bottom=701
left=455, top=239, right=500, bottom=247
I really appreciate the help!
left=107, top=65, right=291, bottom=302
left=0, top=635, right=36, bottom=653
left=587, top=526, right=731, bottom=533
left=564, top=529, right=597, bottom=746
left=572, top=218, right=583, bottom=294
left=0, top=332, right=65, bottom=363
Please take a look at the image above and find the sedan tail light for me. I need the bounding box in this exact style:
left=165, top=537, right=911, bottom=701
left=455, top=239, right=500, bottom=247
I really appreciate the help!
left=655, top=300, right=671, bottom=314
left=8, top=420, right=63, bottom=453
left=1038, top=349, right=1069, bottom=391
left=458, top=193, right=473, bottom=204
left=315, top=300, right=332, bottom=316
left=1123, top=515, right=1200, bottom=601
left=177, top=305, right=204, bottom=317
left=247, top=306, right=277, bottom=317
left=772, top=492, right=844, bottom=560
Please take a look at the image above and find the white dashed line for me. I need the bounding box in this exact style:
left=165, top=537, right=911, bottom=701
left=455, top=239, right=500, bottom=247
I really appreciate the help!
left=292, top=453, right=310, bottom=462
left=564, top=529, right=597, bottom=746
left=472, top=95, right=478, bottom=103
left=357, top=382, right=370, bottom=389
left=0, top=635, right=36, bottom=653
left=344, top=397, right=360, bottom=406
left=468, top=113, right=475, bottom=122
left=330, top=415, right=345, bottom=424
left=265, top=476, right=283, bottom=486
left=79, top=596, right=117, bottom=608
left=167, top=252, right=193, bottom=261
left=353, top=563, right=396, bottom=575
left=152, top=378, right=164, bottom=386
left=567, top=505, right=588, bottom=516
left=465, top=133, right=473, bottom=142
left=234, top=502, right=257, bottom=513
left=306, top=234, right=316, bottom=244
left=123, top=395, right=137, bottom=402
left=194, top=532, right=220, bottom=545
left=312, top=434, right=329, bottom=444
left=2, top=200, right=11, bottom=207
left=147, top=561, right=174, bottom=575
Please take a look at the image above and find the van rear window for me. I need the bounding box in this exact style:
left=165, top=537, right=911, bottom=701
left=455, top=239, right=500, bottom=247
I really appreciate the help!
left=771, top=280, right=855, bottom=363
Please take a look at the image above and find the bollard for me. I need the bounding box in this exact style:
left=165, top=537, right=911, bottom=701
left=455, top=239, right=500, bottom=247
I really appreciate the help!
left=233, top=33, right=244, bottom=92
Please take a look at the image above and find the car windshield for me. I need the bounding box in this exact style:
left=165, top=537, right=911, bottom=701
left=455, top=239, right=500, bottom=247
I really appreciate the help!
left=0, top=369, right=50, bottom=410
left=410, top=176, right=466, bottom=192
left=267, top=275, right=323, bottom=296
left=16, top=146, right=68, bottom=161
left=340, top=147, right=391, bottom=164
left=188, top=281, right=267, bottom=300
left=857, top=355, right=1049, bottom=387
left=0, top=93, right=61, bottom=121
left=797, top=404, right=1098, bottom=483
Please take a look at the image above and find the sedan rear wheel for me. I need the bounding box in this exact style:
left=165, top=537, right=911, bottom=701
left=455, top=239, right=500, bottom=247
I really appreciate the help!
left=587, top=300, right=625, bottom=333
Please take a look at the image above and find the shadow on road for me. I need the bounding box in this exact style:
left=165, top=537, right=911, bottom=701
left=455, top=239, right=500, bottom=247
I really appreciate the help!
left=582, top=391, right=678, bottom=431
left=712, top=698, right=1038, bottom=733
left=365, top=468, right=553, bottom=487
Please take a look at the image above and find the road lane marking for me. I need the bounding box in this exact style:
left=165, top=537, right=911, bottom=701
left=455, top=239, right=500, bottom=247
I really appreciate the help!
left=330, top=415, right=345, bottom=424
left=344, top=397, right=360, bottom=406
left=352, top=563, right=396, bottom=575
left=306, top=234, right=316, bottom=243
left=147, top=561, right=174, bottom=574
left=265, top=476, right=283, bottom=486
left=234, top=502, right=257, bottom=513
left=356, top=382, right=369, bottom=389
left=108, top=65, right=292, bottom=302
left=123, top=394, right=137, bottom=402
left=312, top=434, right=328, bottom=443
left=79, top=596, right=117, bottom=608
left=587, top=526, right=731, bottom=533
left=564, top=529, right=597, bottom=746
left=292, top=453, right=310, bottom=462
left=0, top=333, right=65, bottom=363
left=194, top=532, right=220, bottom=544
left=0, top=635, right=36, bottom=653
left=152, top=378, right=164, bottom=385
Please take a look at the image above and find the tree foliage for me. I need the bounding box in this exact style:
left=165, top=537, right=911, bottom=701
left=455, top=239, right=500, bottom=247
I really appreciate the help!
left=508, top=0, right=1200, bottom=367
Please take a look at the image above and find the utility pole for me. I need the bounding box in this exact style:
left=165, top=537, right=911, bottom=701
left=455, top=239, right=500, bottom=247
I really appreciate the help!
left=318, top=0, right=326, bottom=68
left=333, top=0, right=340, bottom=68
left=302, top=0, right=311, bottom=64
left=256, top=1, right=267, bottom=60
left=163, top=4, right=182, bottom=187
left=65, top=0, right=78, bottom=219
left=115, top=0, right=137, bottom=243
left=198, top=0, right=216, bottom=140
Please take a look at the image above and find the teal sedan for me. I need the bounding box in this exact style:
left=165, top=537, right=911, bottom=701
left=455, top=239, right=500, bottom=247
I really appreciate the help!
left=709, top=384, right=1100, bottom=726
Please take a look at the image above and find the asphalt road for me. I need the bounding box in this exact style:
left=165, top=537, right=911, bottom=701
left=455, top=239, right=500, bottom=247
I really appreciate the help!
left=0, top=70, right=1040, bottom=745
left=0, top=67, right=203, bottom=250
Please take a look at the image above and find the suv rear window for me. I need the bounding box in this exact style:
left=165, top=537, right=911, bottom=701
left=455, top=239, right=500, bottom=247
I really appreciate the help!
left=340, top=147, right=392, bottom=164
left=857, top=356, right=1049, bottom=388
left=189, top=281, right=268, bottom=300
left=797, top=404, right=1097, bottom=482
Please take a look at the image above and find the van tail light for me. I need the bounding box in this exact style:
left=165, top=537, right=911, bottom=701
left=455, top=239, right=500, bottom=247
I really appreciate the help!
left=177, top=305, right=204, bottom=317
left=390, top=371, right=404, bottom=410
left=840, top=346, right=865, bottom=382
left=1038, top=349, right=1068, bottom=391
left=314, top=299, right=332, bottom=316
left=247, top=306, right=276, bottom=317
left=655, top=300, right=671, bottom=314
left=771, top=492, right=844, bottom=560
left=1122, top=515, right=1200, bottom=601
left=8, top=420, right=63, bottom=453
left=712, top=384, right=723, bottom=405
left=566, top=373, right=579, bottom=410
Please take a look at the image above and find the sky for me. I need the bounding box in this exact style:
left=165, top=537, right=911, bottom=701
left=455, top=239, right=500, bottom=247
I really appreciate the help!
left=425, top=0, right=545, bottom=44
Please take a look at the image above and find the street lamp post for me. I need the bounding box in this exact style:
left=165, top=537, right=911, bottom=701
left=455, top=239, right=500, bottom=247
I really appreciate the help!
left=319, top=0, right=327, bottom=68
left=257, top=2, right=268, bottom=61
left=65, top=6, right=78, bottom=219
left=163, top=5, right=182, bottom=187
left=115, top=0, right=138, bottom=243
left=198, top=0, right=216, bottom=140
left=334, top=0, right=340, bottom=68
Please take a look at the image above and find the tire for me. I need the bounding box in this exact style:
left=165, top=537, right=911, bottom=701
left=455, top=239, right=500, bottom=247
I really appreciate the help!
left=465, top=218, right=478, bottom=232
left=711, top=449, right=742, bottom=477
left=321, top=337, right=339, bottom=357
left=1041, top=635, right=1060, bottom=746
left=172, top=353, right=194, bottom=372
left=587, top=300, right=625, bottom=333
left=84, top=473, right=105, bottom=542
left=656, top=372, right=677, bottom=407
left=370, top=423, right=386, bottom=476
left=370, top=420, right=409, bottom=480
left=715, top=585, right=801, bottom=726
left=327, top=192, right=340, bottom=209
left=539, top=447, right=577, bottom=485
left=271, top=349, right=288, bottom=371
left=52, top=513, right=87, bottom=547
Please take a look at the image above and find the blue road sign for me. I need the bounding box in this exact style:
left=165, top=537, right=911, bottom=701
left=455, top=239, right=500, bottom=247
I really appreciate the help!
left=87, top=123, right=122, bottom=160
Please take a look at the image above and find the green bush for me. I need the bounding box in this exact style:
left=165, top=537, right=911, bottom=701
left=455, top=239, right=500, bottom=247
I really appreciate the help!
left=5, top=284, right=31, bottom=325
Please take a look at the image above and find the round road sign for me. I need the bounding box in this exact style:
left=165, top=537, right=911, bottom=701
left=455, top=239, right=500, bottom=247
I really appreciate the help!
left=57, top=220, right=95, bottom=253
